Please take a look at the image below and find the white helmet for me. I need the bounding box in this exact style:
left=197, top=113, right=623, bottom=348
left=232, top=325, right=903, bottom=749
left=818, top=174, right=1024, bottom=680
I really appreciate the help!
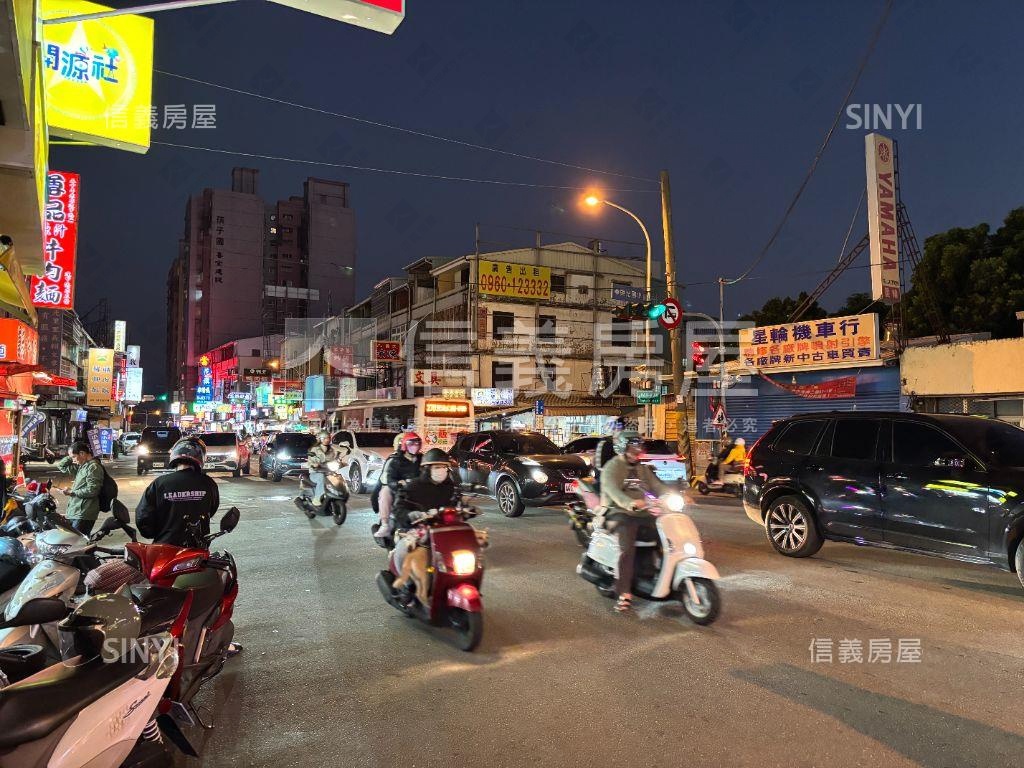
left=734, top=437, right=746, bottom=446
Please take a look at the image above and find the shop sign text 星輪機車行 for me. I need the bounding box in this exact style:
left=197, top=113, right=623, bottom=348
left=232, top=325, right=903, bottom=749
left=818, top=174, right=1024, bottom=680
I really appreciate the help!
left=739, top=313, right=880, bottom=373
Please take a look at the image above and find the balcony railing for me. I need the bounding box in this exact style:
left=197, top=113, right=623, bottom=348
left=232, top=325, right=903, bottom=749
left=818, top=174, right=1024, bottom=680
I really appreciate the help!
left=475, top=334, right=593, bottom=358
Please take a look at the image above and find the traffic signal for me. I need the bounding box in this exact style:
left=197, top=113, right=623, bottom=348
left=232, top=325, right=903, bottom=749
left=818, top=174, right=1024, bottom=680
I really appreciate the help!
left=157, top=393, right=168, bottom=402
left=691, top=342, right=707, bottom=369
left=613, top=301, right=668, bottom=320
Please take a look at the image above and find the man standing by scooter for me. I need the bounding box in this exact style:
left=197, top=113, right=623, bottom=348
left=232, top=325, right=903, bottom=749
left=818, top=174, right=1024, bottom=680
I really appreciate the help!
left=53, top=440, right=104, bottom=536
left=599, top=431, right=671, bottom=613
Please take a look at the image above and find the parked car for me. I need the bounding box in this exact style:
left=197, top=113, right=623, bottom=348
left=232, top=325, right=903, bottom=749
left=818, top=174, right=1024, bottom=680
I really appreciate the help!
left=562, top=435, right=687, bottom=483
left=743, top=411, right=1024, bottom=587
left=198, top=431, right=251, bottom=477
left=120, top=432, right=141, bottom=452
left=136, top=426, right=183, bottom=475
left=450, top=430, right=589, bottom=517
left=331, top=430, right=398, bottom=493
left=259, top=431, right=316, bottom=482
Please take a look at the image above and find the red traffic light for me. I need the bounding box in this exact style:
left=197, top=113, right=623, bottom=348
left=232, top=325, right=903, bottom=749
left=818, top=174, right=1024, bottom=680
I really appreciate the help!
left=691, top=341, right=707, bottom=368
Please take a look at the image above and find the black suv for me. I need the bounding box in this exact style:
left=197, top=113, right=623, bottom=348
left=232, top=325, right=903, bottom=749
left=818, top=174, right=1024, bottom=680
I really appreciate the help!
left=136, top=426, right=182, bottom=475
left=744, top=412, right=1024, bottom=587
left=450, top=430, right=589, bottom=517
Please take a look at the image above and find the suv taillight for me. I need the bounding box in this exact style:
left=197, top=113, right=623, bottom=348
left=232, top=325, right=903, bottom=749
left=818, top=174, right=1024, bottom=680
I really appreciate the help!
left=744, top=434, right=767, bottom=477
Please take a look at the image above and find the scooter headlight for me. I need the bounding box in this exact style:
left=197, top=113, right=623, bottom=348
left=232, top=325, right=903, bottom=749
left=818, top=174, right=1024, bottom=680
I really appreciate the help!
left=451, top=550, right=477, bottom=576
left=683, top=541, right=698, bottom=556
left=664, top=493, right=685, bottom=512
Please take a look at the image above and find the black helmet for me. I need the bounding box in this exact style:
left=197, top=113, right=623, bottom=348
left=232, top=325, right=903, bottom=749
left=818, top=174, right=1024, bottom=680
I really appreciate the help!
left=420, top=448, right=451, bottom=466
left=169, top=437, right=206, bottom=469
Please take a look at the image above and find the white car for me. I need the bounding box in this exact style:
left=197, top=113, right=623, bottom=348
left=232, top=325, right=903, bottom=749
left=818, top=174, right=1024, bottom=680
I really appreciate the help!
left=120, top=432, right=141, bottom=451
left=562, top=436, right=687, bottom=484
left=331, top=430, right=400, bottom=494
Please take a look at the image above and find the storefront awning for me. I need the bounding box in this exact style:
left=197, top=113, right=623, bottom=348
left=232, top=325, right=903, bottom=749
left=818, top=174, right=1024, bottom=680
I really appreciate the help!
left=0, top=246, right=37, bottom=326
left=474, top=393, right=633, bottom=420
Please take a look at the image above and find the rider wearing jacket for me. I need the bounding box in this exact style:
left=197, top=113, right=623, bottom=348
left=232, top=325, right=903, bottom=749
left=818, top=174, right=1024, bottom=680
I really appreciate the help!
left=600, top=430, right=671, bottom=613
left=307, top=430, right=347, bottom=504
left=391, top=449, right=458, bottom=580
left=136, top=438, right=220, bottom=547
left=375, top=431, right=423, bottom=537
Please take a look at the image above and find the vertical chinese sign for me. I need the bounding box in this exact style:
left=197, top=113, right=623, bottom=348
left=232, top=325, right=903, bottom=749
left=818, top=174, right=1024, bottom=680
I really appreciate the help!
left=86, top=347, right=114, bottom=408
left=31, top=171, right=80, bottom=309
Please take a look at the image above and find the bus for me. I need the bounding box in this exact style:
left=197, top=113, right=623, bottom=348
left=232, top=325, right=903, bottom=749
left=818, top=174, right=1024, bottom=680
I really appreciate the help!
left=334, top=397, right=474, bottom=450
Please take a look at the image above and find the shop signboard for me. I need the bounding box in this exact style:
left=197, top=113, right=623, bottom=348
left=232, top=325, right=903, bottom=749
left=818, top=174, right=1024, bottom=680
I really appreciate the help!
left=195, top=355, right=213, bottom=404
left=738, top=313, right=879, bottom=372
left=244, top=367, right=271, bottom=380
left=371, top=340, right=402, bottom=362
left=636, top=390, right=662, bottom=405
left=471, top=388, right=515, bottom=408
left=478, top=260, right=551, bottom=300
left=424, top=400, right=470, bottom=418
left=442, top=387, right=467, bottom=400
left=31, top=171, right=80, bottom=308
left=337, top=377, right=357, bottom=406
left=113, top=320, right=126, bottom=352
left=85, top=347, right=114, bottom=408
left=124, top=366, right=143, bottom=403
left=0, top=319, right=39, bottom=364
left=126, top=344, right=140, bottom=367
left=865, top=133, right=901, bottom=303
left=41, top=0, right=155, bottom=153
left=21, top=411, right=46, bottom=437
left=304, top=375, right=325, bottom=414
left=611, top=284, right=645, bottom=303
left=86, top=427, right=114, bottom=456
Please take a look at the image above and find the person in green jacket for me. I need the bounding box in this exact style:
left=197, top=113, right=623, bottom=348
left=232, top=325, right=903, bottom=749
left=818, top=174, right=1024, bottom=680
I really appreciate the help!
left=54, top=440, right=105, bottom=535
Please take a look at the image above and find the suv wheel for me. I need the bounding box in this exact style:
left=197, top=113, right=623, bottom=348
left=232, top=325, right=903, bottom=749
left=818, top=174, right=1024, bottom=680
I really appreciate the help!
left=496, top=479, right=524, bottom=518
left=1015, top=540, right=1024, bottom=590
left=765, top=495, right=822, bottom=557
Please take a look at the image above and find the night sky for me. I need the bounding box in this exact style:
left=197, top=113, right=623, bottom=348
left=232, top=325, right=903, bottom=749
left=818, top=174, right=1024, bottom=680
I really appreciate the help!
left=53, top=0, right=1024, bottom=392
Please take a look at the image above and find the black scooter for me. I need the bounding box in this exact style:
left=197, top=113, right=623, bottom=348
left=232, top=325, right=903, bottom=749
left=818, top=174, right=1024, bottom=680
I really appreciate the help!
left=294, top=460, right=349, bottom=525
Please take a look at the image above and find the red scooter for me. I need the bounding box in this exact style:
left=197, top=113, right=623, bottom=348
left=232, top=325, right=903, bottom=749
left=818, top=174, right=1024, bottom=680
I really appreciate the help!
left=376, top=501, right=485, bottom=651
left=86, top=505, right=241, bottom=756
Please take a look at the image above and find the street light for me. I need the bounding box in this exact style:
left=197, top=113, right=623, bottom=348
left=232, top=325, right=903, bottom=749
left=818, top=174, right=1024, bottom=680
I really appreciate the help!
left=583, top=192, right=655, bottom=433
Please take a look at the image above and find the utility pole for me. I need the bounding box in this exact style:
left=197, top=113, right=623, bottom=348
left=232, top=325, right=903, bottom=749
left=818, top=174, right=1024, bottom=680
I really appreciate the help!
left=660, top=170, right=690, bottom=464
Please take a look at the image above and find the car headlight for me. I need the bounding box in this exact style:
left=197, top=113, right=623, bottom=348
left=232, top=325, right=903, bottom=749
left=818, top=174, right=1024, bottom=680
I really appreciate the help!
left=137, top=445, right=149, bottom=455
left=277, top=451, right=290, bottom=460
left=326, top=460, right=341, bottom=472
left=451, top=550, right=477, bottom=575
left=664, top=493, right=685, bottom=512
left=228, top=451, right=237, bottom=460
left=531, top=469, right=548, bottom=483
left=683, top=541, right=698, bottom=556
left=581, top=455, right=593, bottom=466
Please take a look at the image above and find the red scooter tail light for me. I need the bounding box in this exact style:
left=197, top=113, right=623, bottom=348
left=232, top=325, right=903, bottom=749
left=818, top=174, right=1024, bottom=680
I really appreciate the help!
left=440, top=508, right=461, bottom=526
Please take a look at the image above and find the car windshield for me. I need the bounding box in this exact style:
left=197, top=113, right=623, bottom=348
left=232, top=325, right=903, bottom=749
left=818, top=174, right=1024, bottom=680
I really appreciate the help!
left=643, top=440, right=676, bottom=456
left=564, top=437, right=600, bottom=452
left=276, top=433, right=316, bottom=452
left=352, top=432, right=400, bottom=448
left=141, top=428, right=181, bottom=448
left=509, top=433, right=559, bottom=455
left=948, top=419, right=1024, bottom=469
left=199, top=433, right=236, bottom=446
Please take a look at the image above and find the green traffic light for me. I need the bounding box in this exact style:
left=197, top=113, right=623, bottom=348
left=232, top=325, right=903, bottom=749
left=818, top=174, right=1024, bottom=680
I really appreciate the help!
left=647, top=303, right=667, bottom=319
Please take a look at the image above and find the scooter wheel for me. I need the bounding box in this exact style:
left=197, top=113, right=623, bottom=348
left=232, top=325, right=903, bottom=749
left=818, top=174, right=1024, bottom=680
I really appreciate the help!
left=696, top=482, right=710, bottom=495
left=679, top=578, right=721, bottom=625
left=331, top=501, right=347, bottom=526
left=573, top=525, right=592, bottom=548
left=449, top=609, right=483, bottom=652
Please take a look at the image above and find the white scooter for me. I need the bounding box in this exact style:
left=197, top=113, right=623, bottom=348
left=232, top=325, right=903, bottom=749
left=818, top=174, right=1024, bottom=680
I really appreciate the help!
left=0, top=596, right=179, bottom=767
left=577, top=491, right=722, bottom=624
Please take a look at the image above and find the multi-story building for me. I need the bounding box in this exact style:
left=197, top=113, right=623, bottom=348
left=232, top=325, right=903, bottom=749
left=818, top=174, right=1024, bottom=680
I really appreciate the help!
left=166, top=168, right=356, bottom=401
left=33, top=308, right=95, bottom=450
left=342, top=241, right=649, bottom=442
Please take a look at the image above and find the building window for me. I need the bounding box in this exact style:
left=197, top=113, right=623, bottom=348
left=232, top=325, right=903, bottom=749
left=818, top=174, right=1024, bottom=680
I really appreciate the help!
left=611, top=317, right=631, bottom=347
left=492, top=361, right=515, bottom=388
left=460, top=267, right=469, bottom=285
left=539, top=315, right=556, bottom=340
left=493, top=311, right=515, bottom=340
left=551, top=273, right=566, bottom=293
left=577, top=284, right=589, bottom=296
left=251, top=348, right=261, bottom=356
left=541, top=362, right=557, bottom=391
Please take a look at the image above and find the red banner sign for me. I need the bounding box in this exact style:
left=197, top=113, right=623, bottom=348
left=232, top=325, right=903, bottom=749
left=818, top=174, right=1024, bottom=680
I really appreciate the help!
left=0, top=319, right=39, bottom=365
left=763, top=375, right=857, bottom=400
left=371, top=340, right=402, bottom=362
left=31, top=171, right=80, bottom=309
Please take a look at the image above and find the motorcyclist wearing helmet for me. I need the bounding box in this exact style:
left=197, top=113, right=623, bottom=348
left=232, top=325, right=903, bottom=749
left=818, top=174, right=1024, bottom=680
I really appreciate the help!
left=307, top=430, right=347, bottom=505
left=599, top=430, right=672, bottom=613
left=374, top=431, right=423, bottom=538
left=136, top=437, right=220, bottom=547
left=390, top=448, right=458, bottom=588
left=720, top=437, right=746, bottom=475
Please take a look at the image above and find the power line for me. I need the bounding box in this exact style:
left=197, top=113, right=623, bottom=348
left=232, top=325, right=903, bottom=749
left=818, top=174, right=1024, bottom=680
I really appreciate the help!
left=723, top=0, right=896, bottom=286
left=150, top=140, right=658, bottom=193
left=155, top=69, right=659, bottom=185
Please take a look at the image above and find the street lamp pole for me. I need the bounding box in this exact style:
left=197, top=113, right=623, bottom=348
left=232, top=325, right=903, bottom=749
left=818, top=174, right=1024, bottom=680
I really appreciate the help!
left=584, top=195, right=653, bottom=433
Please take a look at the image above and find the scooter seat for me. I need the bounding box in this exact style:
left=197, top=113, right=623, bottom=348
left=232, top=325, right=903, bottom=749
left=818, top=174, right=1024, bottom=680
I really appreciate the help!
left=0, top=657, right=147, bottom=750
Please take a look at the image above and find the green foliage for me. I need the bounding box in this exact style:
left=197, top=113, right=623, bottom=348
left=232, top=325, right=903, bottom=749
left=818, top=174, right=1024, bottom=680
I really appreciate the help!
left=740, top=292, right=827, bottom=326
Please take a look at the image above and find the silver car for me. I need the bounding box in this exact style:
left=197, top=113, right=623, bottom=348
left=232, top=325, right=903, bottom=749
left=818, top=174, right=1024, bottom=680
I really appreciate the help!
left=199, top=432, right=245, bottom=477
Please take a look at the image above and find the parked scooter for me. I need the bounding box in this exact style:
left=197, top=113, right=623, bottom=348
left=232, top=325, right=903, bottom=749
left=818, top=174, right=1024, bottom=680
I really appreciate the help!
left=376, top=499, right=486, bottom=651
left=577, top=491, right=722, bottom=624
left=0, top=594, right=179, bottom=767
left=87, top=505, right=242, bottom=750
left=294, top=460, right=349, bottom=525
left=690, top=460, right=744, bottom=498
left=565, top=476, right=601, bottom=547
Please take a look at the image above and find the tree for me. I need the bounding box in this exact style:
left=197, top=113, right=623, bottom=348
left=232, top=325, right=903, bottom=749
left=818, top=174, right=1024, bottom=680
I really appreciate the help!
left=740, top=292, right=827, bottom=326
left=830, top=291, right=891, bottom=323
left=903, top=208, right=1024, bottom=339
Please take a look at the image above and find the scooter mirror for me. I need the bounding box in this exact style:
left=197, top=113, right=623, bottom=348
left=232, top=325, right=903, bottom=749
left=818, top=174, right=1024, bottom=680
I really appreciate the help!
left=111, top=499, right=131, bottom=525
left=220, top=506, right=240, bottom=533
left=99, top=515, right=122, bottom=533
left=0, top=597, right=67, bottom=629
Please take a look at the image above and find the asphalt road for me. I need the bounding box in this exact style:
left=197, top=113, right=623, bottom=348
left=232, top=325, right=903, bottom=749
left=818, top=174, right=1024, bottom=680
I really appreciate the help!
left=38, top=459, right=1024, bottom=768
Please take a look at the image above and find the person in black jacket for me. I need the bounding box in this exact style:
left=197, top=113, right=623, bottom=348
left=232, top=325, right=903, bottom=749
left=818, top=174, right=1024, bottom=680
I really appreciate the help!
left=374, top=431, right=422, bottom=538
left=136, top=438, right=220, bottom=547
